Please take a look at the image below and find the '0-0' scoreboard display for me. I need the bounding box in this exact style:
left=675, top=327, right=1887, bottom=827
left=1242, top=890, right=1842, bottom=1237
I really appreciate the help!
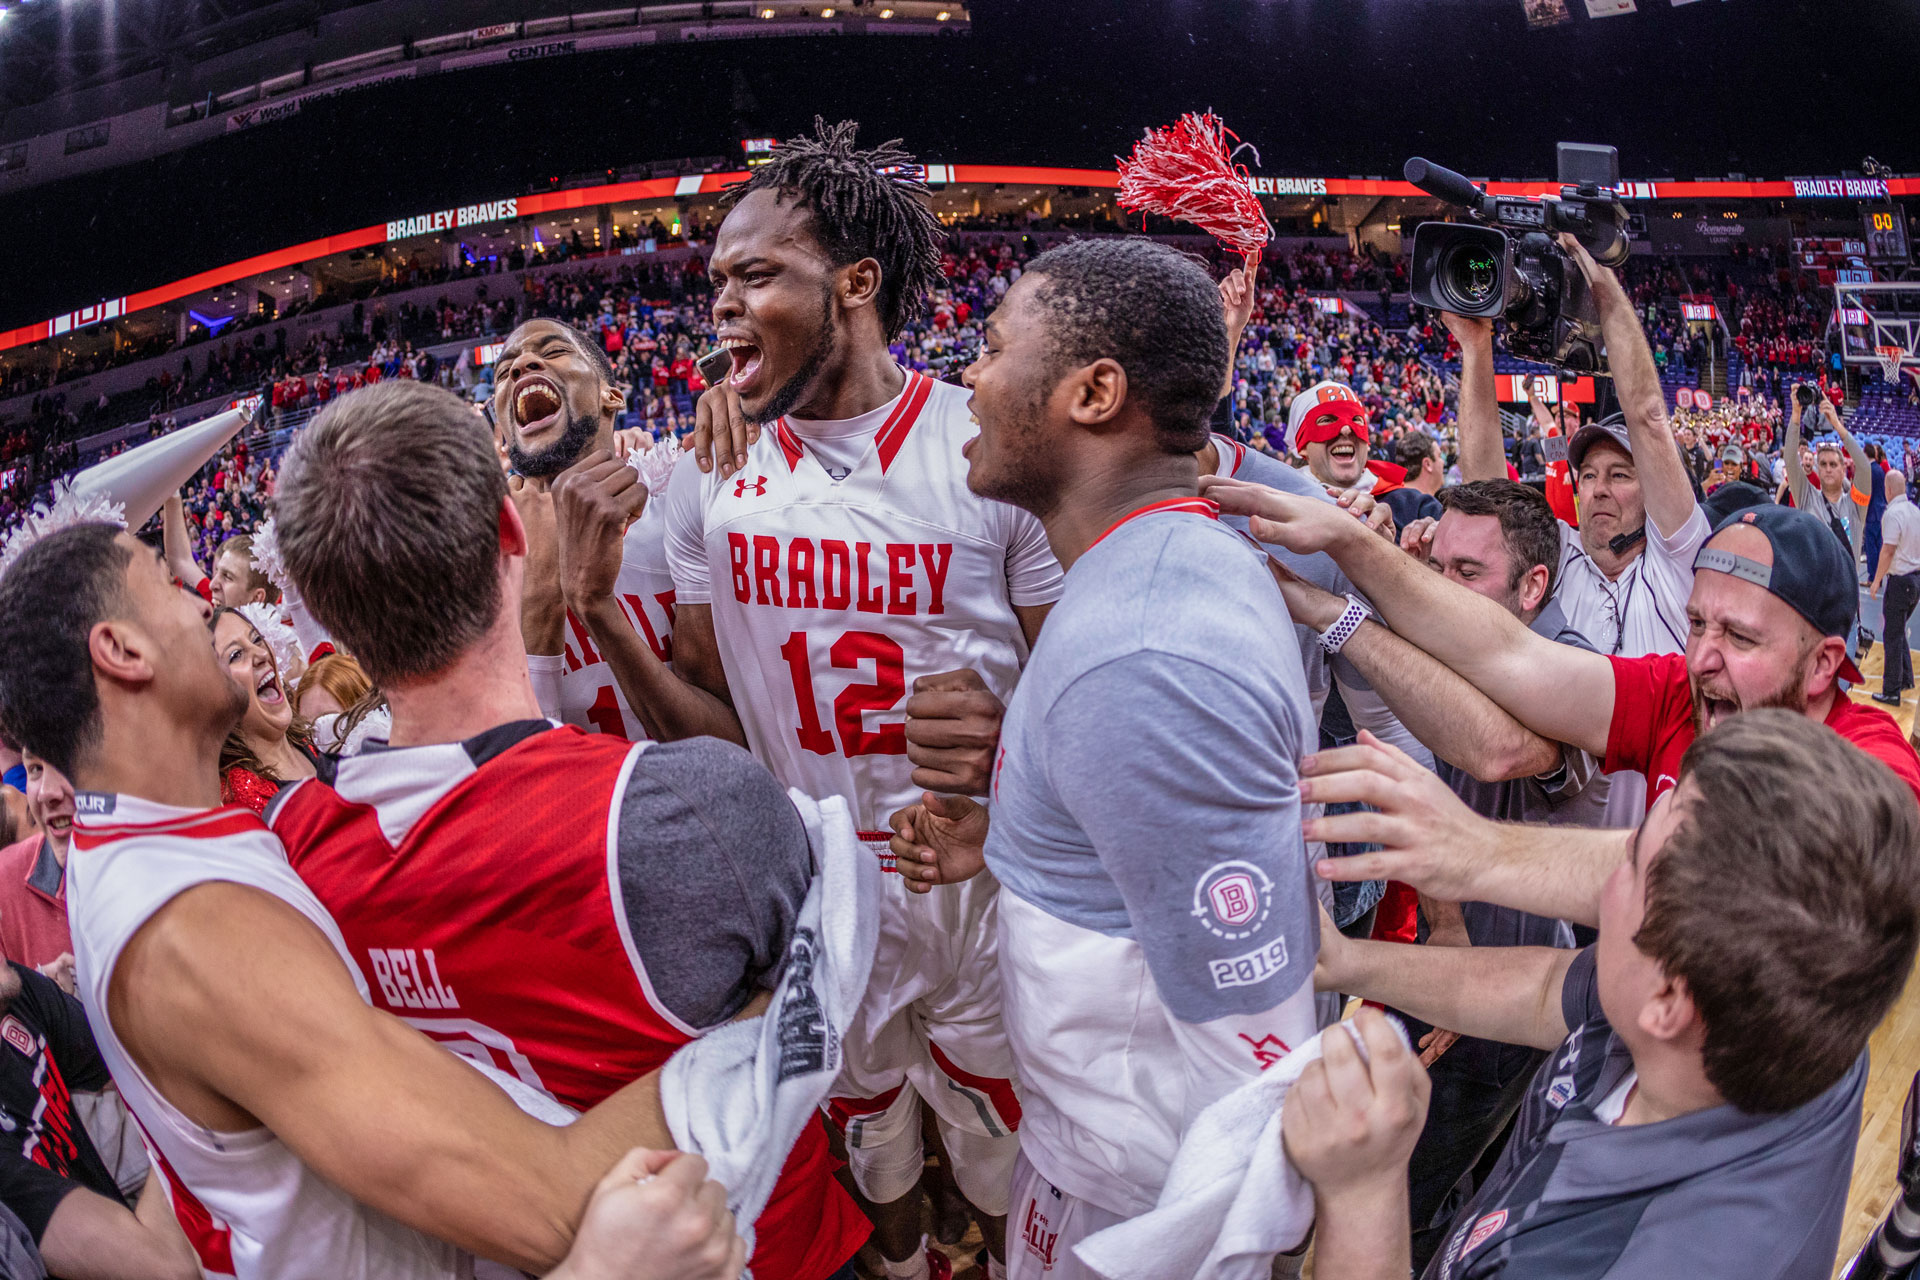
left=1862, top=205, right=1911, bottom=265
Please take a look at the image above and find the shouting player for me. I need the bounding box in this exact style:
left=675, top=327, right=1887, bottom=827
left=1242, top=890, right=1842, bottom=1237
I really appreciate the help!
left=898, top=237, right=1320, bottom=1279
left=554, top=120, right=1059, bottom=1279
left=496, top=317, right=678, bottom=741
left=0, top=523, right=744, bottom=1280
left=266, top=380, right=868, bottom=1280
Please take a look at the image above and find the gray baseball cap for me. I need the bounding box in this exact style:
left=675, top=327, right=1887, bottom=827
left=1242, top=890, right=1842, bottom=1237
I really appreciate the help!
left=1566, top=412, right=1632, bottom=471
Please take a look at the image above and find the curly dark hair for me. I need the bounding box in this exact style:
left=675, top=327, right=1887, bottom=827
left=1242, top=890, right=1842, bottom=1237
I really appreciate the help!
left=722, top=117, right=944, bottom=340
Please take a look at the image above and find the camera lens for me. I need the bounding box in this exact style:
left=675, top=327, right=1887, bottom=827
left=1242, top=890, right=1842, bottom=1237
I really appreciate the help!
left=1440, top=243, right=1501, bottom=311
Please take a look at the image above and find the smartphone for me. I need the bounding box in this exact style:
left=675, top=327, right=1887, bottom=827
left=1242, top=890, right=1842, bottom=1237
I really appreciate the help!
left=697, top=346, right=733, bottom=388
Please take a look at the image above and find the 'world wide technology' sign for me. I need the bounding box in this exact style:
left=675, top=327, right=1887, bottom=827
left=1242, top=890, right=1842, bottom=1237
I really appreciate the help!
left=386, top=198, right=520, bottom=242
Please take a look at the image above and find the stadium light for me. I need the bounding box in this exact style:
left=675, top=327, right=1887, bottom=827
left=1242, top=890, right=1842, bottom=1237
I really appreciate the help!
left=936, top=9, right=951, bottom=18
left=879, top=6, right=894, bottom=14
left=760, top=6, right=774, bottom=15
left=821, top=5, right=834, bottom=14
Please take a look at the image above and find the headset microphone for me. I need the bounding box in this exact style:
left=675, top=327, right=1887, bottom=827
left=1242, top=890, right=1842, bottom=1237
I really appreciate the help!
left=1609, top=526, right=1647, bottom=556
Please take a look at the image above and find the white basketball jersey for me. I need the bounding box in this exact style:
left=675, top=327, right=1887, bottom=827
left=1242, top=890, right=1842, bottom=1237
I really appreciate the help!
left=558, top=498, right=677, bottom=741
left=664, top=370, right=1063, bottom=832
left=68, top=794, right=470, bottom=1280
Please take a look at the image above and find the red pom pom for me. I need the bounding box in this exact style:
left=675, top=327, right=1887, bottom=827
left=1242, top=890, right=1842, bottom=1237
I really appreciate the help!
left=1116, top=112, right=1273, bottom=265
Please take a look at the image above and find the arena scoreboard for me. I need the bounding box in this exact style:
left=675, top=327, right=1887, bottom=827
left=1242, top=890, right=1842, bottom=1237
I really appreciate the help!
left=1863, top=205, right=1911, bottom=265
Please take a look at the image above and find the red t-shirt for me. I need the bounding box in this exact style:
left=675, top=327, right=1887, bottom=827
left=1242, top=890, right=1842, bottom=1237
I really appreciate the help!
left=0, top=836, right=70, bottom=970
left=1604, top=652, right=1920, bottom=809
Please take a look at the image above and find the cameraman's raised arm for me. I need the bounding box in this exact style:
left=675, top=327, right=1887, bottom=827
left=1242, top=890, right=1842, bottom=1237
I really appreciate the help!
left=1562, top=235, right=1698, bottom=540
left=1441, top=313, right=1506, bottom=482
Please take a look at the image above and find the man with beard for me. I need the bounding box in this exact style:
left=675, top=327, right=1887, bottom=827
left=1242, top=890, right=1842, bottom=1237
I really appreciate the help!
left=1446, top=247, right=1709, bottom=829
left=494, top=318, right=678, bottom=742
left=1202, top=480, right=1920, bottom=810
left=567, top=119, right=1061, bottom=1280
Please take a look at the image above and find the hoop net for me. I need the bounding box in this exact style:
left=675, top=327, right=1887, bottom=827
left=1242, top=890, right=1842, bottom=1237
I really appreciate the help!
left=1879, top=345, right=1909, bottom=386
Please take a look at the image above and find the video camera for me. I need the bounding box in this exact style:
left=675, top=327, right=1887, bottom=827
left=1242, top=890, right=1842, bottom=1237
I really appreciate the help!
left=1406, top=142, right=1631, bottom=373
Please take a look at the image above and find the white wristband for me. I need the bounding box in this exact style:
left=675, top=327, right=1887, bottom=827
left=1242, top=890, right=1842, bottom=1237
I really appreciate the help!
left=1316, top=594, right=1371, bottom=655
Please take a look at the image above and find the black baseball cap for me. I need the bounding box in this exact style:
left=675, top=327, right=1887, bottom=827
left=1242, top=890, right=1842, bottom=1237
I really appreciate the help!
left=1566, top=411, right=1632, bottom=471
left=1697, top=504, right=1863, bottom=683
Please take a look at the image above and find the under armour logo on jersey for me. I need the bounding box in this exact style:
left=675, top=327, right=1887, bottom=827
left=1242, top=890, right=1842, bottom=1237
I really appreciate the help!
left=734, top=474, right=769, bottom=498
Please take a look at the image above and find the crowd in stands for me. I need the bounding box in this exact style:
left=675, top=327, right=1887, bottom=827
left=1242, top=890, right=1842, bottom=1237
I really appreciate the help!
left=6, top=228, right=1917, bottom=553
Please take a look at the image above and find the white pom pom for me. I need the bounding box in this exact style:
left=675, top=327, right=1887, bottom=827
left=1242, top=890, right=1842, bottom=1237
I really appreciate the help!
left=0, top=480, right=127, bottom=580
left=628, top=441, right=679, bottom=499
left=248, top=515, right=293, bottom=598
left=236, top=602, right=306, bottom=684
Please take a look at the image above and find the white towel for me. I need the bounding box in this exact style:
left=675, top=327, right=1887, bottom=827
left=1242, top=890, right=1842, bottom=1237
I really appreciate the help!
left=1074, top=1017, right=1411, bottom=1280
left=660, top=790, right=880, bottom=1255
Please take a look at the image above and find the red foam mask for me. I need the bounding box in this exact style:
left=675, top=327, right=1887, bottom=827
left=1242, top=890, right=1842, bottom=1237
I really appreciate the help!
left=1294, top=400, right=1371, bottom=449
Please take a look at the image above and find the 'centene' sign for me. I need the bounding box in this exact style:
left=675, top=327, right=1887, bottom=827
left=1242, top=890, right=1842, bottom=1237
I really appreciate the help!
left=386, top=197, right=520, bottom=242
left=1792, top=178, right=1890, bottom=199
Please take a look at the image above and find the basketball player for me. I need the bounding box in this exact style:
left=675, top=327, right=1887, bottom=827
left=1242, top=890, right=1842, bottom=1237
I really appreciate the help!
left=958, top=237, right=1318, bottom=1278
left=553, top=120, right=1058, bottom=1279
left=497, top=317, right=678, bottom=741
left=267, top=380, right=868, bottom=1280
left=0, top=524, right=743, bottom=1279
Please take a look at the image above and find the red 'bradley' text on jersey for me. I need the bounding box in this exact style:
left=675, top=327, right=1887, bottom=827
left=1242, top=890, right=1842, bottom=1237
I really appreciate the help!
left=562, top=592, right=675, bottom=673
left=727, top=535, right=954, bottom=615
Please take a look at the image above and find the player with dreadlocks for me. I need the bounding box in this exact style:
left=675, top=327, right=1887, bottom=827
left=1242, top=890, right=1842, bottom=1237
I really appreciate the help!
left=560, top=118, right=1062, bottom=1279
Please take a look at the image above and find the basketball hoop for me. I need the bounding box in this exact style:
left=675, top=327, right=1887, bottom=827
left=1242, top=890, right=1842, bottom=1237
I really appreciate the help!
left=1879, top=345, right=1909, bottom=385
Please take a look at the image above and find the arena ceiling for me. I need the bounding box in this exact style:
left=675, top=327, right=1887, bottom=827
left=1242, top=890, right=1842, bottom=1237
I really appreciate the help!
left=0, top=0, right=346, bottom=112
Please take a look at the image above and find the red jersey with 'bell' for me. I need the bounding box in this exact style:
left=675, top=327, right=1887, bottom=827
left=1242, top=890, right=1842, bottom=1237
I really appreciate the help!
left=268, top=725, right=864, bottom=1280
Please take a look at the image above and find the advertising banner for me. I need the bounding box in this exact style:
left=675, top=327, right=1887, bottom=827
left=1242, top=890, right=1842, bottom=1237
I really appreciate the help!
left=440, top=28, right=658, bottom=70
left=226, top=67, right=417, bottom=132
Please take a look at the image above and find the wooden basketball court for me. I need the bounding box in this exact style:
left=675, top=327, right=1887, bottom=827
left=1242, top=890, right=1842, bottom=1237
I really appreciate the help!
left=1833, top=645, right=1920, bottom=1276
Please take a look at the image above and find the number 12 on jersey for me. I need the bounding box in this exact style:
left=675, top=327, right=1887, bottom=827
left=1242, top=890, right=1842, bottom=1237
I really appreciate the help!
left=778, top=629, right=908, bottom=757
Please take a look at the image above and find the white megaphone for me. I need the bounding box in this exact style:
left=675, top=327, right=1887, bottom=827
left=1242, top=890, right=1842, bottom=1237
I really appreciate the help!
left=69, top=398, right=258, bottom=530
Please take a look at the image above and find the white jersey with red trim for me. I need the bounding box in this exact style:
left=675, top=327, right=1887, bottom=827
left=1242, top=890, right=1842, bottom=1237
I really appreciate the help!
left=558, top=499, right=678, bottom=741
left=663, top=370, right=1059, bottom=1201
left=66, top=793, right=468, bottom=1280
left=663, top=369, right=1062, bottom=833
